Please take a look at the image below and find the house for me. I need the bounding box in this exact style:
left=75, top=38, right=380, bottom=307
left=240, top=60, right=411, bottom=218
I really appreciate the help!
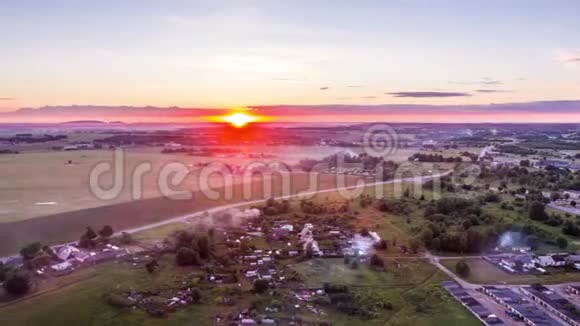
left=50, top=261, right=73, bottom=272
left=536, top=256, right=555, bottom=267
left=514, top=255, right=535, bottom=269
left=57, top=245, right=90, bottom=262
left=551, top=254, right=568, bottom=267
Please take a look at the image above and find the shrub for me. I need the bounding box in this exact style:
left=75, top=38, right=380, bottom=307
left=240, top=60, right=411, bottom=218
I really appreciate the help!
left=4, top=272, right=31, bottom=296
left=455, top=260, right=470, bottom=278
left=176, top=247, right=201, bottom=266
left=253, top=279, right=269, bottom=294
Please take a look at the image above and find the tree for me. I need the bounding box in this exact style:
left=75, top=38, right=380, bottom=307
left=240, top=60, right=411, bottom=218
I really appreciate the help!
left=550, top=192, right=562, bottom=202
left=525, top=235, right=540, bottom=250
left=374, top=240, right=388, bottom=251
left=85, top=226, right=98, bottom=240
left=528, top=201, right=549, bottom=221
left=369, top=254, right=385, bottom=269
left=197, top=236, right=211, bottom=260
left=146, top=259, right=159, bottom=273
left=455, top=260, right=470, bottom=278
left=190, top=288, right=202, bottom=303
left=0, top=262, right=10, bottom=282
left=78, top=234, right=96, bottom=249
left=571, top=201, right=577, bottom=207
left=557, top=237, right=569, bottom=249
left=409, top=238, right=420, bottom=254
left=253, top=279, right=269, bottom=294
left=4, top=272, right=31, bottom=296
left=120, top=232, right=134, bottom=244
left=563, top=221, right=580, bottom=237
left=176, top=247, right=200, bottom=266
left=20, top=242, right=42, bottom=260
left=99, top=225, right=114, bottom=238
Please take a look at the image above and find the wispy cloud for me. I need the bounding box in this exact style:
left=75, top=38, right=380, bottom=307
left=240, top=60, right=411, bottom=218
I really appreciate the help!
left=320, top=87, right=330, bottom=91
left=348, top=85, right=363, bottom=88
left=476, top=89, right=512, bottom=93
left=362, top=96, right=377, bottom=99
left=0, top=97, right=15, bottom=101
left=387, top=91, right=471, bottom=98
left=556, top=50, right=580, bottom=66
left=449, top=77, right=502, bottom=86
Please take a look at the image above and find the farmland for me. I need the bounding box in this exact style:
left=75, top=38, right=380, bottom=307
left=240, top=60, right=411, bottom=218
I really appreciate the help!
left=0, top=171, right=369, bottom=256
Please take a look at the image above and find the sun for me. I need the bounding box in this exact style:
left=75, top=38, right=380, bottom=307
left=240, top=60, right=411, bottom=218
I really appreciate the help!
left=221, top=112, right=259, bottom=128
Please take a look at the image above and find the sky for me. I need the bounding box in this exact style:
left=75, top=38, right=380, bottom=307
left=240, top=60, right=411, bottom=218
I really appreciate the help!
left=0, top=0, right=579, bottom=122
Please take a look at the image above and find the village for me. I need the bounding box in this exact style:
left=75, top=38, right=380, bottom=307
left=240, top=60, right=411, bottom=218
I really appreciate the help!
left=1, top=197, right=404, bottom=325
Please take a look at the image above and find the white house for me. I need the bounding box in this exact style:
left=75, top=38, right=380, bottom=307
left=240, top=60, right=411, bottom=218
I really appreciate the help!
left=51, top=261, right=73, bottom=272
left=536, top=256, right=555, bottom=267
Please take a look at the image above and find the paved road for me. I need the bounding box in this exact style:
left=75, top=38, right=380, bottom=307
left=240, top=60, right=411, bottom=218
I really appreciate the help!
left=547, top=202, right=580, bottom=216
left=1, top=172, right=449, bottom=263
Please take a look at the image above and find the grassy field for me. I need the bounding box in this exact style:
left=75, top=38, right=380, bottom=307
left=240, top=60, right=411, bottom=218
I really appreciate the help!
left=441, top=257, right=580, bottom=285
left=292, top=258, right=480, bottom=326
left=292, top=258, right=437, bottom=287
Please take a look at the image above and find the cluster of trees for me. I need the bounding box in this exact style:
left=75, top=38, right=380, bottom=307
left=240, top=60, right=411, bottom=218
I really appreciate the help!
left=300, top=199, right=328, bottom=214
left=19, top=242, right=58, bottom=270
left=323, top=283, right=380, bottom=319
left=497, top=145, right=537, bottom=156
left=481, top=164, right=580, bottom=192
left=422, top=176, right=456, bottom=193
left=1, top=262, right=31, bottom=296
left=174, top=231, right=212, bottom=266
left=263, top=198, right=290, bottom=216
left=420, top=198, right=497, bottom=253
left=0, top=134, right=67, bottom=144
left=375, top=198, right=412, bottom=215
left=408, top=153, right=462, bottom=163
left=298, top=153, right=398, bottom=180
left=78, top=225, right=114, bottom=249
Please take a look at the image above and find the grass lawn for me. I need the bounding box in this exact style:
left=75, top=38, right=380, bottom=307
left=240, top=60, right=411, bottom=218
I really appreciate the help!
left=441, top=257, right=580, bottom=285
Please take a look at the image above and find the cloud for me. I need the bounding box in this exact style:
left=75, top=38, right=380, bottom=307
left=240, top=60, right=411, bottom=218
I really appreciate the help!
left=0, top=97, right=15, bottom=101
left=362, top=96, right=377, bottom=99
left=320, top=87, right=330, bottom=91
left=348, top=85, right=363, bottom=88
left=387, top=91, right=471, bottom=98
left=556, top=50, right=580, bottom=65
left=476, top=89, right=512, bottom=93
left=449, top=78, right=502, bottom=86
